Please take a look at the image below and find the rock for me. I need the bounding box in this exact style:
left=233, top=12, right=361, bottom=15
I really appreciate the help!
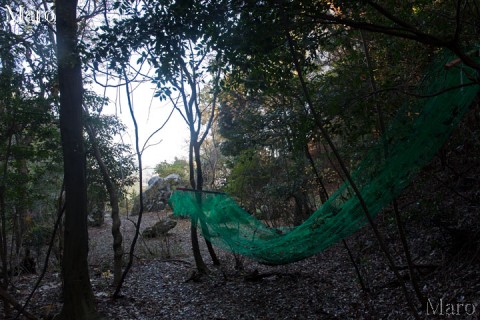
left=142, top=218, right=177, bottom=238
left=165, top=173, right=181, bottom=182
left=148, top=176, right=162, bottom=186
left=88, top=198, right=106, bottom=227
left=131, top=175, right=186, bottom=215
left=88, top=206, right=105, bottom=227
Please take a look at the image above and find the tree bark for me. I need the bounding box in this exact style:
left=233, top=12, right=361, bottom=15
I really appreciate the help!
left=0, top=136, right=12, bottom=317
left=113, top=69, right=145, bottom=298
left=193, top=142, right=220, bottom=266
left=304, top=145, right=328, bottom=203
left=189, top=140, right=209, bottom=274
left=361, top=30, right=425, bottom=307
left=54, top=0, right=100, bottom=318
left=85, top=123, right=124, bottom=287
left=0, top=39, right=15, bottom=318
left=13, top=156, right=30, bottom=256
left=0, top=184, right=9, bottom=317
left=175, top=52, right=222, bottom=273
left=285, top=28, right=420, bottom=319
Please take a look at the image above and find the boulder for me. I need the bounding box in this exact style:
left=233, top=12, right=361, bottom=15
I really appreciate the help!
left=131, top=174, right=186, bottom=215
left=165, top=173, right=181, bottom=182
left=148, top=175, right=162, bottom=186
left=142, top=218, right=177, bottom=238
left=88, top=203, right=105, bottom=227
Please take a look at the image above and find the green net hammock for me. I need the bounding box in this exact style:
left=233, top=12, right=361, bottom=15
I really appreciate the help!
left=168, top=51, right=480, bottom=265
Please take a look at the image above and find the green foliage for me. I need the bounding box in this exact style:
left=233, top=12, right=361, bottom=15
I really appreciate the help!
left=24, top=218, right=54, bottom=249
left=169, top=52, right=480, bottom=264
left=225, top=149, right=269, bottom=197
left=0, top=10, right=64, bottom=289
left=154, top=157, right=188, bottom=181
left=84, top=93, right=137, bottom=216
left=0, top=36, right=62, bottom=218
left=199, top=130, right=228, bottom=189
left=91, top=0, right=227, bottom=85
left=217, top=75, right=319, bottom=222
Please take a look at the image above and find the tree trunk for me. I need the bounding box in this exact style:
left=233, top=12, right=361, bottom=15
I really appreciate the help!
left=193, top=142, right=220, bottom=266
left=14, top=157, right=30, bottom=256
left=85, top=124, right=124, bottom=287
left=285, top=30, right=420, bottom=319
left=0, top=184, right=10, bottom=317
left=188, top=141, right=196, bottom=190
left=0, top=136, right=12, bottom=317
left=110, top=199, right=123, bottom=287
left=188, top=140, right=209, bottom=274
left=54, top=0, right=100, bottom=318
left=0, top=40, right=15, bottom=318
left=304, top=145, right=328, bottom=203
left=292, top=191, right=312, bottom=226
left=361, top=31, right=425, bottom=307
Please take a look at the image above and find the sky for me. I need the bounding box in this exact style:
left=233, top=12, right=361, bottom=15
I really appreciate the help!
left=93, top=79, right=190, bottom=179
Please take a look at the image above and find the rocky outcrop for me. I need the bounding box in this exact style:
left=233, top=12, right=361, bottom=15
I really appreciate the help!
left=131, top=174, right=185, bottom=215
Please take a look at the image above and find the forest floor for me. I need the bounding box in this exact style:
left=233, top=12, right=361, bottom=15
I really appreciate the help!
left=9, top=189, right=480, bottom=320
left=5, top=127, right=480, bottom=319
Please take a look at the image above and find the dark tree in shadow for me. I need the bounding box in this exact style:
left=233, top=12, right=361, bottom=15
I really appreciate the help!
left=54, top=0, right=100, bottom=318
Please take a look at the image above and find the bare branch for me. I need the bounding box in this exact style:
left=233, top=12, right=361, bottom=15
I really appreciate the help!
left=141, top=106, right=175, bottom=154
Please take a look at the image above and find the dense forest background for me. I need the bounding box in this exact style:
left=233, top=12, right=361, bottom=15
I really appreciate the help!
left=1, top=0, right=479, bottom=319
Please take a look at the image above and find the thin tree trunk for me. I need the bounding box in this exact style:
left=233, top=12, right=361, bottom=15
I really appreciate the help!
left=16, top=184, right=65, bottom=319
left=173, top=52, right=222, bottom=273
left=110, top=197, right=123, bottom=287
left=342, top=239, right=369, bottom=292
left=13, top=157, right=30, bottom=257
left=285, top=29, right=420, bottom=319
left=85, top=122, right=124, bottom=287
left=54, top=0, right=99, bottom=317
left=189, top=141, right=196, bottom=190
left=190, top=219, right=209, bottom=273
left=361, top=30, right=425, bottom=307
left=0, top=40, right=15, bottom=318
left=0, top=185, right=10, bottom=317
left=113, top=69, right=145, bottom=298
left=305, top=144, right=369, bottom=291
left=0, top=287, right=37, bottom=320
left=0, top=135, right=13, bottom=317
left=189, top=141, right=209, bottom=274
left=304, top=145, right=328, bottom=203
left=193, top=142, right=220, bottom=266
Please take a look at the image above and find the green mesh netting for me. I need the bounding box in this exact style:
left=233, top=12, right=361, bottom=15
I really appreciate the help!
left=168, top=51, right=480, bottom=265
